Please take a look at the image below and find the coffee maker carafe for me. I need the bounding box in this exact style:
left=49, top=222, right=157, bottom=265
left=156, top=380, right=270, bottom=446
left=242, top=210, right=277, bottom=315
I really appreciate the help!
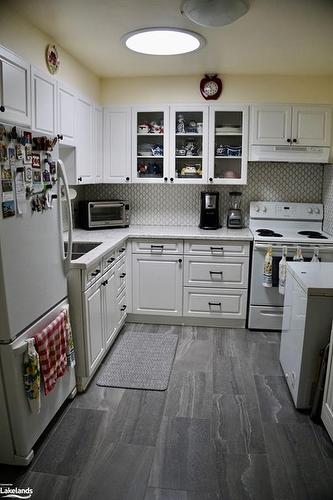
left=199, top=192, right=221, bottom=230
left=227, top=191, right=243, bottom=228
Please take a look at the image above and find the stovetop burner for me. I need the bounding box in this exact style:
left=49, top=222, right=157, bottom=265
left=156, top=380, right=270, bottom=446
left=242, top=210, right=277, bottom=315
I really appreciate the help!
left=298, top=231, right=328, bottom=239
left=256, top=228, right=283, bottom=237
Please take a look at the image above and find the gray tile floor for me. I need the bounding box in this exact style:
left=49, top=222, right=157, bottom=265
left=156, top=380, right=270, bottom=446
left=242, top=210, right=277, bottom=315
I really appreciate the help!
left=1, top=324, right=333, bottom=499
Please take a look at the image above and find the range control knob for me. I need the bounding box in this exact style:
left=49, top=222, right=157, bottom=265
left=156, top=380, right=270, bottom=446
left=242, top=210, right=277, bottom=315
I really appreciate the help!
left=307, top=208, right=313, bottom=214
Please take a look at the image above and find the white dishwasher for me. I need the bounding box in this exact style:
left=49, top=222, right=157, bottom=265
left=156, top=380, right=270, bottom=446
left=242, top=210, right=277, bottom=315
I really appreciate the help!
left=280, top=262, right=333, bottom=409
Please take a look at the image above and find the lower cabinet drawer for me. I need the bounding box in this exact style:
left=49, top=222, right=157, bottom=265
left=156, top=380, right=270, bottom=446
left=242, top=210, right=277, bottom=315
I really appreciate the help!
left=132, top=239, right=183, bottom=254
left=184, top=256, right=249, bottom=288
left=183, top=287, right=247, bottom=319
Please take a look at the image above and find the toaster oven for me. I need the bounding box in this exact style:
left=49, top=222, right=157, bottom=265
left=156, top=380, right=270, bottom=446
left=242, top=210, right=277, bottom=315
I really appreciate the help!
left=79, top=201, right=130, bottom=229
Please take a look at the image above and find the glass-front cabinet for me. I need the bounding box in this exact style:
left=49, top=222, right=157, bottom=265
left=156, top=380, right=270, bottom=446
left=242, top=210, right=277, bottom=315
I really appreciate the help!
left=132, top=106, right=169, bottom=183
left=170, top=105, right=209, bottom=183
left=208, top=105, right=249, bottom=185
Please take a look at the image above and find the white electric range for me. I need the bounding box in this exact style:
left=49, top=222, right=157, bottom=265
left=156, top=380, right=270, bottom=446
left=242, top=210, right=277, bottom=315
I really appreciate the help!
left=248, top=201, right=333, bottom=330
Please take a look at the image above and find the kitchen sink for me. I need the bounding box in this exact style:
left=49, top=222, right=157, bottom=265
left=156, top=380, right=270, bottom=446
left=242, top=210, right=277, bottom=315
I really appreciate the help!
left=64, top=241, right=102, bottom=260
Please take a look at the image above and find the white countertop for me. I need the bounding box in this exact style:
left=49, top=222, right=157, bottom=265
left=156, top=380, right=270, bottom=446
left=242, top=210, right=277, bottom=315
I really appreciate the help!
left=287, top=262, right=333, bottom=296
left=68, top=225, right=253, bottom=268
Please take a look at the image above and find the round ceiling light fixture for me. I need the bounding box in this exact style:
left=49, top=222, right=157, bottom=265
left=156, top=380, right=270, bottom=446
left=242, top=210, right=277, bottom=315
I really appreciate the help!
left=181, top=0, right=250, bottom=27
left=121, top=28, right=206, bottom=55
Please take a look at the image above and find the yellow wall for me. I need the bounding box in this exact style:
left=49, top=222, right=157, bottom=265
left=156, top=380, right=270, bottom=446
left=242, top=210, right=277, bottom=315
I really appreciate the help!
left=101, top=74, right=333, bottom=106
left=0, top=6, right=100, bottom=102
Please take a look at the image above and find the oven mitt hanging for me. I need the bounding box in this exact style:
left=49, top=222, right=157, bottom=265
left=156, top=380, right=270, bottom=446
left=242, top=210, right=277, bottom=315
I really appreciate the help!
left=279, top=246, right=288, bottom=295
left=262, top=245, right=273, bottom=287
left=23, top=338, right=41, bottom=414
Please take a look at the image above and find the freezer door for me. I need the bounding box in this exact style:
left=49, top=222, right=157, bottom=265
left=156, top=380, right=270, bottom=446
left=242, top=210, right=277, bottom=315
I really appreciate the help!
left=0, top=196, right=67, bottom=341
left=0, top=300, right=76, bottom=465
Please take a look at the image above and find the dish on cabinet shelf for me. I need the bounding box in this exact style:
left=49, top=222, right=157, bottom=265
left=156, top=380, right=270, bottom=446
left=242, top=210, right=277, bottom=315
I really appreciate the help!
left=215, top=125, right=242, bottom=134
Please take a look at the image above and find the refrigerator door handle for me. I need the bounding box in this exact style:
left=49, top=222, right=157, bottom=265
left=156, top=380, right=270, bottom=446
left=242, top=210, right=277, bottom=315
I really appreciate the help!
left=57, top=159, right=73, bottom=274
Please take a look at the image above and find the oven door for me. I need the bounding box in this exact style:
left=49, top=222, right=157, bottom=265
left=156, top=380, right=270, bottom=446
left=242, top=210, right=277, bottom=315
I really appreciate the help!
left=249, top=242, right=333, bottom=330
left=88, top=202, right=125, bottom=227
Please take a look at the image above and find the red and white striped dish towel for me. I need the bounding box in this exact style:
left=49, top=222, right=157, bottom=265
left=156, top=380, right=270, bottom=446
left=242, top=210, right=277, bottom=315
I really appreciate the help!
left=34, top=310, right=68, bottom=395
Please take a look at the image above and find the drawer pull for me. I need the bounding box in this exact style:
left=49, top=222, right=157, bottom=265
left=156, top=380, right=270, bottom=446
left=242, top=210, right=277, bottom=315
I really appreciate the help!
left=209, top=271, right=223, bottom=276
left=120, top=305, right=127, bottom=311
left=210, top=246, right=224, bottom=252
left=119, top=248, right=125, bottom=253
left=151, top=244, right=164, bottom=250
left=91, top=269, right=100, bottom=277
left=208, top=301, right=222, bottom=307
left=102, top=279, right=108, bottom=286
left=120, top=272, right=126, bottom=278
left=107, top=258, right=115, bottom=264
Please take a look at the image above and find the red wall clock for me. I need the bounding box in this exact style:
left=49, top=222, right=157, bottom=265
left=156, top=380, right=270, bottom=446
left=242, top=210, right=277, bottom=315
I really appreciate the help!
left=200, top=74, right=223, bottom=100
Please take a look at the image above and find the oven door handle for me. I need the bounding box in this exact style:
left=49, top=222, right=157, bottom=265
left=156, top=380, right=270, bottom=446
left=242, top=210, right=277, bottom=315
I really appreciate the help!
left=254, top=243, right=333, bottom=251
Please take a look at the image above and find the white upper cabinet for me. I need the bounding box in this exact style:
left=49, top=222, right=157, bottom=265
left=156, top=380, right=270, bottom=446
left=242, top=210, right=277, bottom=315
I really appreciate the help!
left=208, top=104, right=249, bottom=185
left=250, top=104, right=332, bottom=147
left=132, top=105, right=169, bottom=183
left=0, top=45, right=31, bottom=127
left=250, top=104, right=291, bottom=145
left=291, top=105, right=332, bottom=146
left=93, top=105, right=103, bottom=183
left=103, top=107, right=131, bottom=183
left=76, top=95, right=94, bottom=184
left=170, top=105, right=209, bottom=184
left=57, top=82, right=76, bottom=146
left=31, top=67, right=56, bottom=135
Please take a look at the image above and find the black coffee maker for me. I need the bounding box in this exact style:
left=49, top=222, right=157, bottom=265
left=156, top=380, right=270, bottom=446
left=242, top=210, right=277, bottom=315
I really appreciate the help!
left=199, top=192, right=221, bottom=229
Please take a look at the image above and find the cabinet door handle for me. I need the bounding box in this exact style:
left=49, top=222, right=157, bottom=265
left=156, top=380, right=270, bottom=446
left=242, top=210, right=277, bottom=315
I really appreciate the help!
left=102, top=279, right=108, bottom=286
left=120, top=305, right=127, bottom=311
left=0, top=106, right=5, bottom=112
left=78, top=176, right=82, bottom=182
left=286, top=138, right=291, bottom=143
left=57, top=134, right=63, bottom=140
left=120, top=273, right=126, bottom=278
left=210, top=246, right=224, bottom=251
left=91, top=269, right=100, bottom=277
left=107, top=258, right=115, bottom=264
left=208, top=302, right=222, bottom=307
left=126, top=177, right=130, bottom=181
left=178, top=258, right=182, bottom=263
left=164, top=177, right=168, bottom=182
left=209, top=177, right=213, bottom=182
left=292, top=138, right=297, bottom=143
left=170, top=177, right=174, bottom=182
left=119, top=248, right=125, bottom=253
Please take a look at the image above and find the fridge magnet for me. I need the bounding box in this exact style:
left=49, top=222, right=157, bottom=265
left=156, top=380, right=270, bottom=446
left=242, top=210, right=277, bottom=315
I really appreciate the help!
left=33, top=170, right=42, bottom=183
left=32, top=153, right=41, bottom=168
left=1, top=164, right=12, bottom=180
left=49, top=162, right=56, bottom=175
left=0, top=144, right=8, bottom=162
left=1, top=179, right=13, bottom=195
left=15, top=168, right=25, bottom=215
left=42, top=170, right=50, bottom=182
left=2, top=200, right=15, bottom=218
left=16, top=143, right=24, bottom=160
left=24, top=131, right=32, bottom=144
left=24, top=165, right=33, bottom=183
left=8, top=147, right=16, bottom=167
left=25, top=144, right=32, bottom=163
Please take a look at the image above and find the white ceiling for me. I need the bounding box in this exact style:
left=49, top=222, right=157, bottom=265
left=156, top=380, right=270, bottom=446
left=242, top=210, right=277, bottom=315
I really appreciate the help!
left=11, top=0, right=333, bottom=78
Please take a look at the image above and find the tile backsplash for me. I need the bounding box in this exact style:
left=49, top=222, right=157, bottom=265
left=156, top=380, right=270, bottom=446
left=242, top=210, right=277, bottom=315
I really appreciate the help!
left=323, top=165, right=333, bottom=235
left=78, top=162, right=324, bottom=227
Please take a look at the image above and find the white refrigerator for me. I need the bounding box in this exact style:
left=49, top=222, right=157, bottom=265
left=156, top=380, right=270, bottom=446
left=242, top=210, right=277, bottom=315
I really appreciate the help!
left=0, top=160, right=75, bottom=466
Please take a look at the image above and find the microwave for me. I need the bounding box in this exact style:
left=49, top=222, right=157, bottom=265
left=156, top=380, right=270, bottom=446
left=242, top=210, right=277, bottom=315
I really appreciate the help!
left=79, top=201, right=130, bottom=229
